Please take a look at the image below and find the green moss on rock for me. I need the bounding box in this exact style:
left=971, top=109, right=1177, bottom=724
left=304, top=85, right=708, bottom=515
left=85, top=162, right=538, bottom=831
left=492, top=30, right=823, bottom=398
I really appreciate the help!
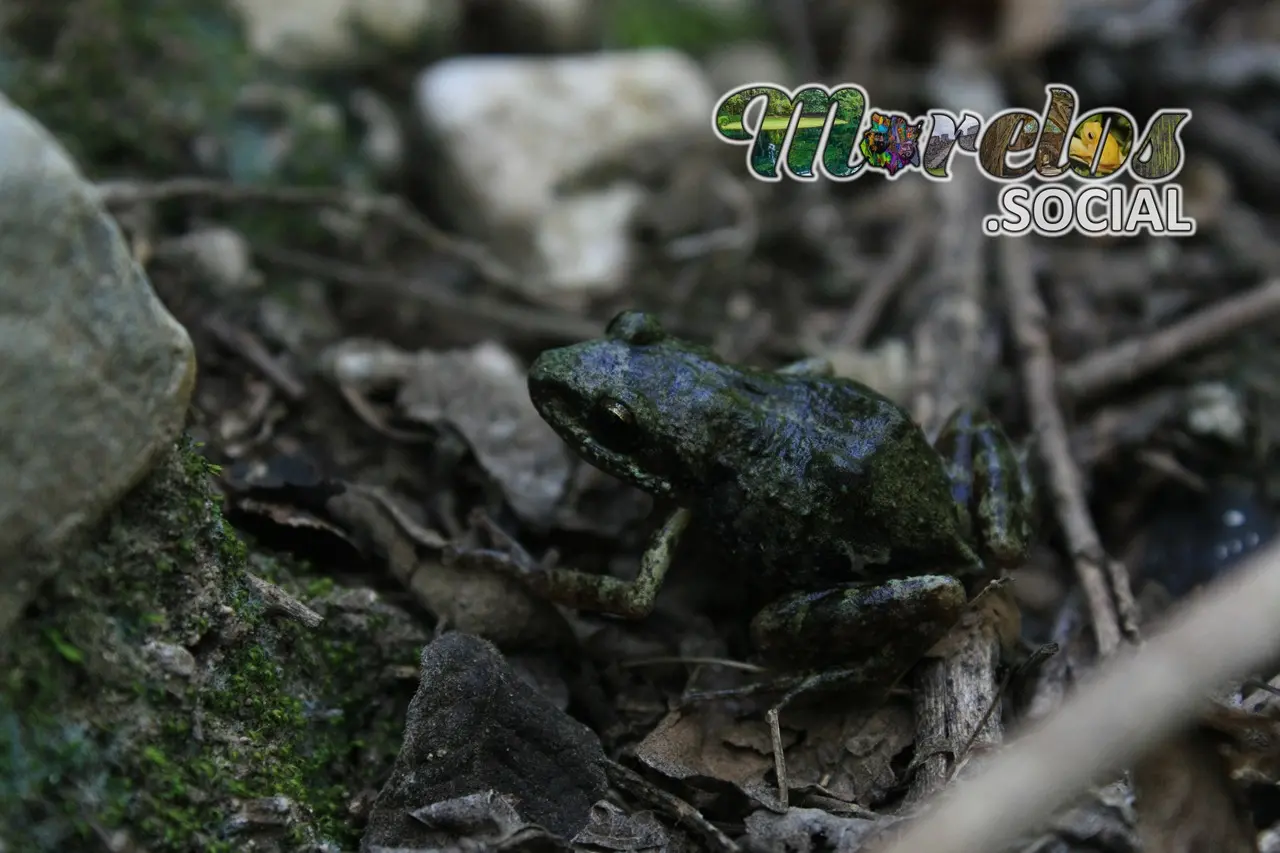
left=0, top=438, right=423, bottom=851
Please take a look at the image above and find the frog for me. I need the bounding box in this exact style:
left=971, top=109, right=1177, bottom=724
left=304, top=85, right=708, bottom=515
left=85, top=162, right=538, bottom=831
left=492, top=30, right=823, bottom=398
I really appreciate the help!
left=502, top=310, right=1035, bottom=803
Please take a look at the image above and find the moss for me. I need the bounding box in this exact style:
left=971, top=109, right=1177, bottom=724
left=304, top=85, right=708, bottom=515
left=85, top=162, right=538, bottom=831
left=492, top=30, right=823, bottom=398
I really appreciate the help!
left=0, top=0, right=256, bottom=175
left=0, top=437, right=421, bottom=851
left=603, top=0, right=768, bottom=54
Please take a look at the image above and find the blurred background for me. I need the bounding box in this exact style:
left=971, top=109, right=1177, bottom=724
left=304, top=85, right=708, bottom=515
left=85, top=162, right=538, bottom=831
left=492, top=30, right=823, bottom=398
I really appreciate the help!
left=3, top=0, right=1280, bottom=849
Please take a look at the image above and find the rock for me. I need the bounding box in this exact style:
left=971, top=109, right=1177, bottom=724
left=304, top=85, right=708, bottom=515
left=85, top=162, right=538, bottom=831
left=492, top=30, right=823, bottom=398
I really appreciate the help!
left=157, top=225, right=258, bottom=293
left=704, top=42, right=793, bottom=95
left=1186, top=381, right=1246, bottom=444
left=142, top=640, right=198, bottom=678
left=231, top=0, right=462, bottom=69
left=415, top=50, right=715, bottom=304
left=0, top=94, right=196, bottom=634
left=363, top=633, right=608, bottom=848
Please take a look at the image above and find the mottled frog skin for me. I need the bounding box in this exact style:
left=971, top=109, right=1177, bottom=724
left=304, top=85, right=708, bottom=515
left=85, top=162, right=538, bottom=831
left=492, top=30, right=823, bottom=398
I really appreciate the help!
left=522, top=310, right=1034, bottom=679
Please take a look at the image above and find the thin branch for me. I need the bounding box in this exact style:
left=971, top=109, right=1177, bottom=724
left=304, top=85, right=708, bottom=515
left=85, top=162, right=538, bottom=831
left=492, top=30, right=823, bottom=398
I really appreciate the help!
left=95, top=177, right=528, bottom=295
left=253, top=245, right=600, bottom=344
left=906, top=151, right=1002, bottom=801
left=878, top=536, right=1280, bottom=853
left=1000, top=236, right=1136, bottom=657
left=836, top=211, right=929, bottom=349
left=1061, top=277, right=1280, bottom=400
left=202, top=314, right=308, bottom=402
left=604, top=760, right=741, bottom=853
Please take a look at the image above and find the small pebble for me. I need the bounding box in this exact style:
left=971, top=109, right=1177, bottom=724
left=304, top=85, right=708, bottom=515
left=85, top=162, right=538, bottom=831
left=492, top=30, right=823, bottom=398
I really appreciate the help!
left=143, top=640, right=197, bottom=678
left=1185, top=382, right=1246, bottom=445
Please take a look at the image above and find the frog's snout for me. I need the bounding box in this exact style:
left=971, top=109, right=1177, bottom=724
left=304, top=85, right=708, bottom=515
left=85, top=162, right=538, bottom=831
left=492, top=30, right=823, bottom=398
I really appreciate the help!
left=527, top=358, right=570, bottom=406
left=527, top=355, right=589, bottom=435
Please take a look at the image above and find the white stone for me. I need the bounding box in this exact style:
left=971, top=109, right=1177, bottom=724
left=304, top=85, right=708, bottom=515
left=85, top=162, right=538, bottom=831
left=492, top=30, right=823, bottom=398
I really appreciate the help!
left=1186, top=382, right=1245, bottom=444
left=704, top=42, right=792, bottom=96
left=416, top=50, right=716, bottom=301
left=164, top=226, right=257, bottom=293
left=231, top=0, right=461, bottom=69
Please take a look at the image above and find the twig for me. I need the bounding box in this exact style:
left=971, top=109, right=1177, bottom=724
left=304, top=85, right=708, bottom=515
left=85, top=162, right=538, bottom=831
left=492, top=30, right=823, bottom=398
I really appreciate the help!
left=203, top=314, right=307, bottom=402
left=663, top=171, right=759, bottom=262
left=1023, top=591, right=1089, bottom=724
left=620, top=656, right=766, bottom=672
left=1068, top=389, right=1185, bottom=469
left=94, top=177, right=527, bottom=295
left=254, top=245, right=600, bottom=344
left=1000, top=236, right=1136, bottom=657
left=604, top=760, right=741, bottom=853
left=835, top=210, right=929, bottom=349
left=905, top=45, right=1007, bottom=803
left=878, top=536, right=1280, bottom=853
left=948, top=642, right=1058, bottom=783
left=1060, top=278, right=1280, bottom=400
left=243, top=572, right=324, bottom=628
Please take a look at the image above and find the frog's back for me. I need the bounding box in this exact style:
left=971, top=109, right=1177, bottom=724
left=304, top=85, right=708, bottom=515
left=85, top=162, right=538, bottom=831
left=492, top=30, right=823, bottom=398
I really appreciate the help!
left=691, top=373, right=978, bottom=594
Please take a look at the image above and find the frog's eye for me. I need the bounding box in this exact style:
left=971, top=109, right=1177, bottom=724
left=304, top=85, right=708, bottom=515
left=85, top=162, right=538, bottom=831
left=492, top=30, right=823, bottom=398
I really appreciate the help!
left=589, top=397, right=642, bottom=453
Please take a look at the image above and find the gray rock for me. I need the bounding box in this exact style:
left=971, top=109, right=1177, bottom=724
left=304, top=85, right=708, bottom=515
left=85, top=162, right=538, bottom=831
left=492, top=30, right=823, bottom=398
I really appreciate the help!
left=415, top=50, right=715, bottom=304
left=704, top=42, right=793, bottom=96
left=0, top=94, right=196, bottom=632
left=230, top=0, right=462, bottom=69
left=363, top=633, right=608, bottom=848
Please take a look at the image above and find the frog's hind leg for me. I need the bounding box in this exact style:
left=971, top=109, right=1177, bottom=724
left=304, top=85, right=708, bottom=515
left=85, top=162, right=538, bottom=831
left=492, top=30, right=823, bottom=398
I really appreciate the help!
left=715, top=576, right=968, bottom=807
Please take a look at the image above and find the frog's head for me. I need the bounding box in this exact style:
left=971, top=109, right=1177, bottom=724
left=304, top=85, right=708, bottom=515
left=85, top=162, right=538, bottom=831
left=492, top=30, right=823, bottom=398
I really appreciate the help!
left=528, top=311, right=718, bottom=499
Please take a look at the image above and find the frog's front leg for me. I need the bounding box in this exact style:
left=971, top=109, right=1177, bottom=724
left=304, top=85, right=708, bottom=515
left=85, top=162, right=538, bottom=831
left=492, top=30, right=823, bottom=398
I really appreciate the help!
left=448, top=506, right=692, bottom=620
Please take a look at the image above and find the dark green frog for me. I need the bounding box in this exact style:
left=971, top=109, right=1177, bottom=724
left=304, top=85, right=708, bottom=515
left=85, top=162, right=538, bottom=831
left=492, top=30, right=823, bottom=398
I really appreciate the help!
left=514, top=311, right=1035, bottom=797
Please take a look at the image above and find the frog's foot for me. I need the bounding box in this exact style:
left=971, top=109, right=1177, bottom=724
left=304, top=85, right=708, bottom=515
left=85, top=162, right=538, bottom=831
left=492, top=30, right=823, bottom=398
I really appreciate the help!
left=445, top=506, right=692, bottom=620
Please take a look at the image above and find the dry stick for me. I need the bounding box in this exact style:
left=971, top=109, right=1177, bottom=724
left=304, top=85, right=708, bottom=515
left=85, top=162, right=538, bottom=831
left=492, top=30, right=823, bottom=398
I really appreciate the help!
left=1001, top=236, right=1134, bottom=656
left=202, top=314, right=308, bottom=401
left=836, top=214, right=928, bottom=349
left=878, top=535, right=1280, bottom=853
left=254, top=245, right=600, bottom=344
left=94, top=177, right=527, bottom=295
left=1060, top=277, right=1280, bottom=401
left=906, top=72, right=1003, bottom=798
left=604, top=760, right=741, bottom=853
